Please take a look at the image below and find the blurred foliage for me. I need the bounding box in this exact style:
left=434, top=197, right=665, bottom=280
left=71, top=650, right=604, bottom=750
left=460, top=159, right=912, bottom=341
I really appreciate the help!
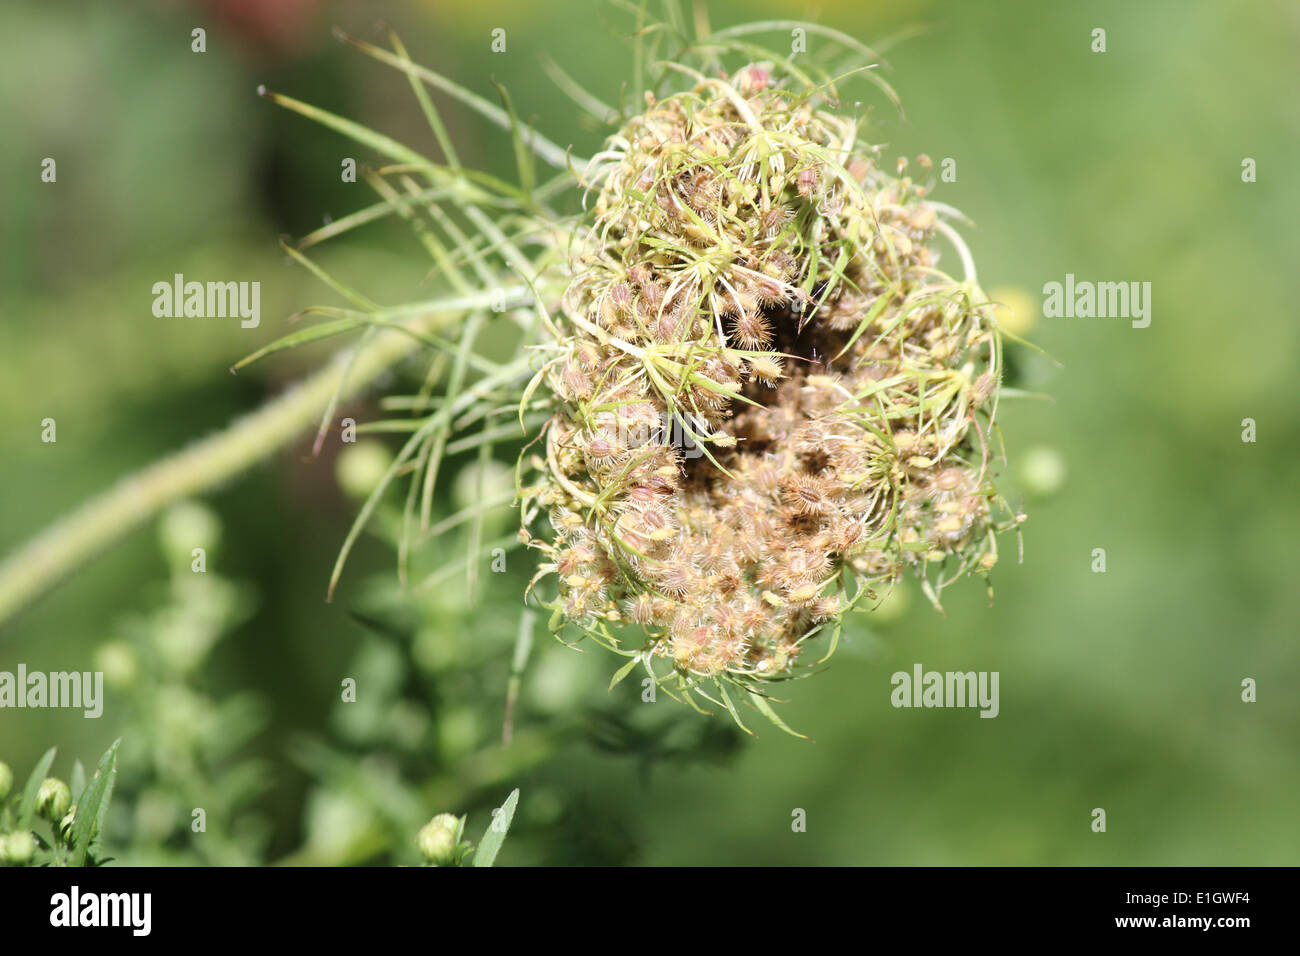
left=0, top=0, right=1297, bottom=865
left=93, top=502, right=269, bottom=865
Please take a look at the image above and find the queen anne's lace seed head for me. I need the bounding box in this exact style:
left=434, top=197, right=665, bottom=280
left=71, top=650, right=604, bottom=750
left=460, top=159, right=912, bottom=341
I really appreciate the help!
left=524, top=59, right=1020, bottom=702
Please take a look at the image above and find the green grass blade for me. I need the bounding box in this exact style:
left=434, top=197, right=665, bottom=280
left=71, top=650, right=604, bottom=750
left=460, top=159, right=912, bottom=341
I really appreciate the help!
left=69, top=738, right=120, bottom=866
left=69, top=760, right=87, bottom=804
left=472, top=788, right=520, bottom=867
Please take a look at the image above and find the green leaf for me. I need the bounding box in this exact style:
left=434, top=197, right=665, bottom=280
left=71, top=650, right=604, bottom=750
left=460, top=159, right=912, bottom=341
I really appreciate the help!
left=279, top=240, right=382, bottom=313
left=472, top=788, right=520, bottom=867
left=419, top=310, right=485, bottom=529
left=312, top=327, right=375, bottom=457
left=717, top=682, right=755, bottom=736
left=538, top=52, right=618, bottom=122
left=16, top=746, right=56, bottom=828
left=746, top=691, right=811, bottom=740
left=466, top=436, right=492, bottom=600
left=503, top=608, right=536, bottom=745
left=334, top=30, right=577, bottom=170
left=69, top=738, right=120, bottom=867
left=70, top=760, right=87, bottom=804
left=386, top=28, right=461, bottom=169
left=296, top=186, right=454, bottom=249
left=834, top=288, right=896, bottom=360
left=816, top=616, right=843, bottom=666
left=490, top=77, right=536, bottom=196
left=258, top=86, right=432, bottom=170
left=231, top=318, right=363, bottom=372
left=607, top=656, right=640, bottom=692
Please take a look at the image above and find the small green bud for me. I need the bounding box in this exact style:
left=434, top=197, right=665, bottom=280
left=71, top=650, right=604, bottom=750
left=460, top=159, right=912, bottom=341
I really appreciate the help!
left=95, top=640, right=139, bottom=689
left=0, top=761, right=13, bottom=801
left=3, top=830, right=36, bottom=865
left=417, top=813, right=464, bottom=866
left=336, top=441, right=394, bottom=500
left=36, top=778, right=72, bottom=823
left=158, top=500, right=222, bottom=570
left=1019, top=446, right=1067, bottom=499
left=59, top=805, right=78, bottom=841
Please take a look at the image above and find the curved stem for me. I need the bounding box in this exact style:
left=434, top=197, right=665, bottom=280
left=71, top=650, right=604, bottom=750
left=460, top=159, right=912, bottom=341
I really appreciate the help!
left=0, top=319, right=435, bottom=630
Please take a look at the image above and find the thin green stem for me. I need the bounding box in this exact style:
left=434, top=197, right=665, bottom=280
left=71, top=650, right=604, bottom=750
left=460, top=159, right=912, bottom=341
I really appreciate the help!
left=0, top=289, right=527, bottom=630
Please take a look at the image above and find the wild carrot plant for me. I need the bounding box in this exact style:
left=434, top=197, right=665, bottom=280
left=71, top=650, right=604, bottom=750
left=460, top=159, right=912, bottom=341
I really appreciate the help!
left=243, top=12, right=1023, bottom=733
left=0, top=7, right=1025, bottom=737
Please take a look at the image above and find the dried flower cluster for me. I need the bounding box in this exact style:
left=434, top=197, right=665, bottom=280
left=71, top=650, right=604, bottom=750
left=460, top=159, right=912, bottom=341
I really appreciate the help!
left=522, top=62, right=1018, bottom=698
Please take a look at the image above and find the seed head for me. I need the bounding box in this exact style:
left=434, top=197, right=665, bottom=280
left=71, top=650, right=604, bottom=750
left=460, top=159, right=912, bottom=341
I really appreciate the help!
left=731, top=310, right=773, bottom=350
left=525, top=54, right=1020, bottom=708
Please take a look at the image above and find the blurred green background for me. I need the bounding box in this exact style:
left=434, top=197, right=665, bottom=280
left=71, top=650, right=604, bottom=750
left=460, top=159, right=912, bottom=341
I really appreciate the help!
left=1, top=0, right=1296, bottom=865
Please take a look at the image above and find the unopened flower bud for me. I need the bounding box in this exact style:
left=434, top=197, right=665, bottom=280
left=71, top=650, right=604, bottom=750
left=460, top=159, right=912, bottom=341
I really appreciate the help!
left=988, top=285, right=1038, bottom=337
left=2, top=830, right=36, bottom=865
left=336, top=441, right=394, bottom=500
left=158, top=500, right=222, bottom=570
left=417, top=813, right=464, bottom=866
left=37, top=778, right=72, bottom=823
left=1019, top=446, right=1066, bottom=499
left=95, top=640, right=139, bottom=689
